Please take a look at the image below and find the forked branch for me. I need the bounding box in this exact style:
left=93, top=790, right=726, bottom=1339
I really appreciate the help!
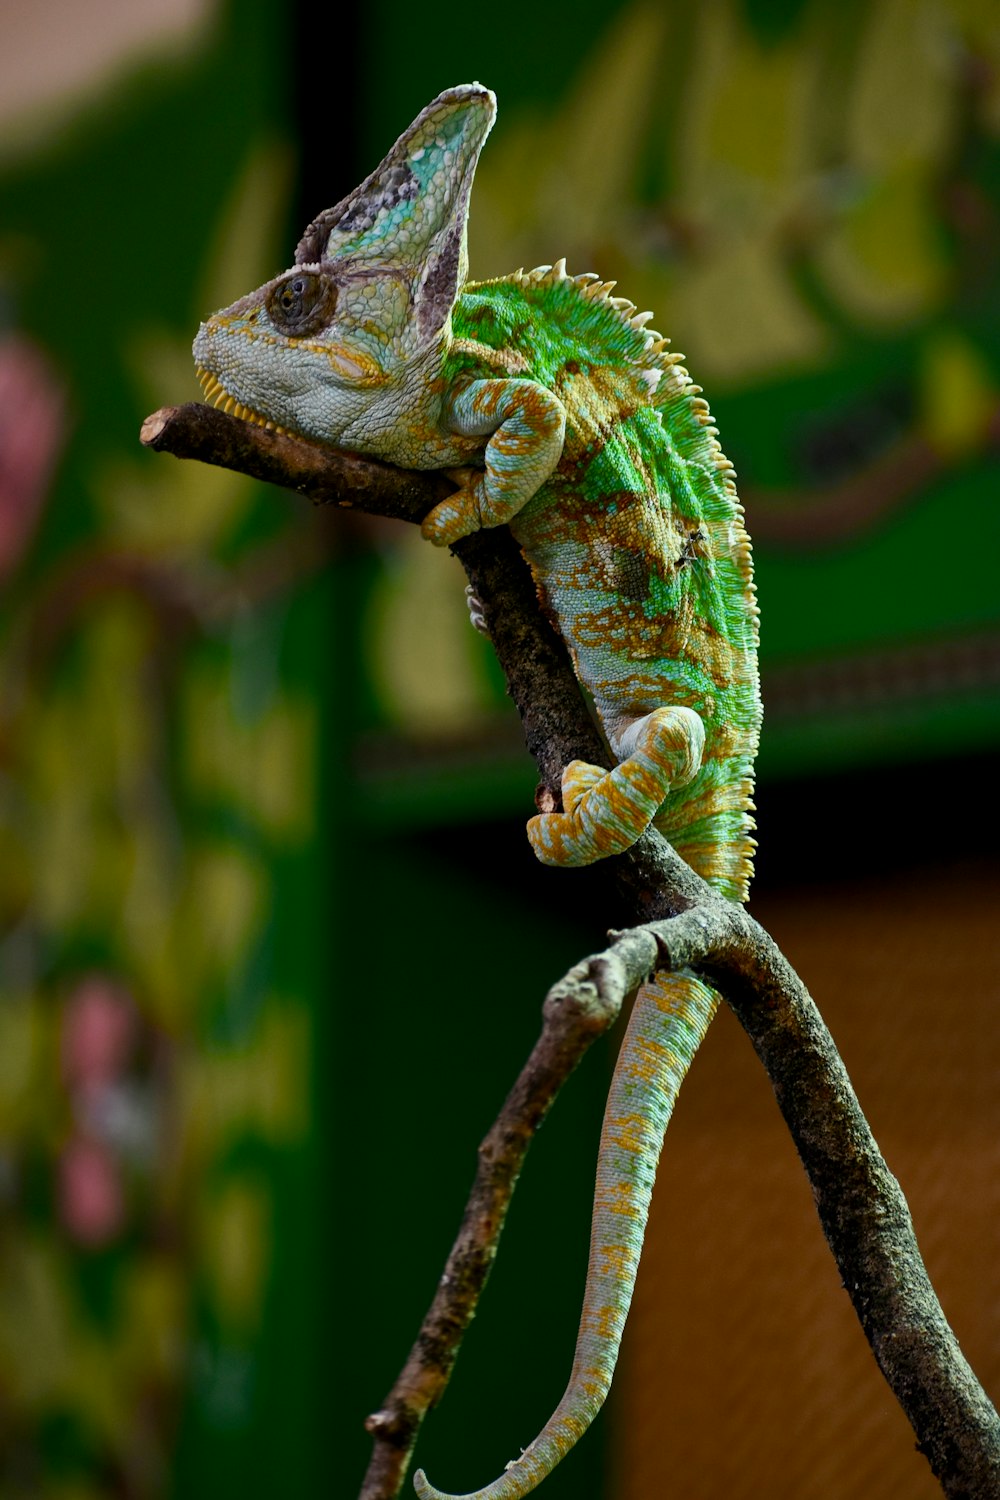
left=143, top=403, right=1000, bottom=1499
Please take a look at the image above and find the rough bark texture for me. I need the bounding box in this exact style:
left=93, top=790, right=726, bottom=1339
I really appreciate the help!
left=142, top=403, right=1000, bottom=1500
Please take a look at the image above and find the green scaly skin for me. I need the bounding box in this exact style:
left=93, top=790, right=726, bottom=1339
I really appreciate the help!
left=192, top=85, right=760, bottom=1500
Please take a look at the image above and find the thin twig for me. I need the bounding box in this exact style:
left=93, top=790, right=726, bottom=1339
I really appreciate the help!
left=360, top=954, right=634, bottom=1499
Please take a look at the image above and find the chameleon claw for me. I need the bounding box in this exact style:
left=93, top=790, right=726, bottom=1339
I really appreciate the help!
left=464, top=585, right=489, bottom=635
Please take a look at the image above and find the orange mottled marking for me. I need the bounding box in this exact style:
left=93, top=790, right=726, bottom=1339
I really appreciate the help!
left=594, top=1179, right=640, bottom=1217
left=597, top=1243, right=636, bottom=1280
left=605, top=1110, right=657, bottom=1153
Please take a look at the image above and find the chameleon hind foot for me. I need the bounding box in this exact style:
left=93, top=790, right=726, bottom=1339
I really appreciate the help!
left=526, top=706, right=704, bottom=867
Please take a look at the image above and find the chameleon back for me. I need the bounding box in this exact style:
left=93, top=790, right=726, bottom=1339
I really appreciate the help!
left=448, top=266, right=761, bottom=901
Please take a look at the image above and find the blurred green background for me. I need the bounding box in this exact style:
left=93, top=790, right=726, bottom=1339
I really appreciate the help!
left=0, top=1, right=998, bottom=1497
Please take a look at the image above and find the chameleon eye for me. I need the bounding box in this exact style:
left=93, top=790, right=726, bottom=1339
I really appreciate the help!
left=266, top=271, right=338, bottom=335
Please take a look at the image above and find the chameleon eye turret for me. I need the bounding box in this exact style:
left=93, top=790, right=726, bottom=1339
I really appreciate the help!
left=265, top=270, right=338, bottom=336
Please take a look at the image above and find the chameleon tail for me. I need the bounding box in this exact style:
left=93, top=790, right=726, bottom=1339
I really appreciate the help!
left=413, top=969, right=717, bottom=1500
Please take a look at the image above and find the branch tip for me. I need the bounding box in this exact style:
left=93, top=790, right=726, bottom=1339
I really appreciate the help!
left=139, top=408, right=170, bottom=446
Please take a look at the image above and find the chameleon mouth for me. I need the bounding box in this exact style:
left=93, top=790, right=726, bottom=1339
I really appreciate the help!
left=195, top=365, right=290, bottom=435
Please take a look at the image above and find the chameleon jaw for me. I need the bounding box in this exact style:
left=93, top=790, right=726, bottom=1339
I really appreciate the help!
left=195, top=365, right=290, bottom=435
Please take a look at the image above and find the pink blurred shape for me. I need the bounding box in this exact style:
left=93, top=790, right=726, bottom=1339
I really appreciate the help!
left=0, top=335, right=67, bottom=580
left=62, top=975, right=137, bottom=1090
left=58, top=1136, right=125, bottom=1246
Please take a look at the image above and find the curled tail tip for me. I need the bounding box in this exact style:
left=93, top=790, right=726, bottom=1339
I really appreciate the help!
left=413, top=1470, right=447, bottom=1499
left=412, top=1469, right=488, bottom=1500
left=413, top=1461, right=534, bottom=1500
left=414, top=1470, right=491, bottom=1500
left=413, top=1470, right=495, bottom=1500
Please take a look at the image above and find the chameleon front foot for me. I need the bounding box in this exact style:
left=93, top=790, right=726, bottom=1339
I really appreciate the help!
left=421, top=468, right=485, bottom=547
left=527, top=706, right=704, bottom=866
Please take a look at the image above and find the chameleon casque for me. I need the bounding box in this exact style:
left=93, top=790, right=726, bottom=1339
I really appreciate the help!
left=193, top=85, right=760, bottom=1500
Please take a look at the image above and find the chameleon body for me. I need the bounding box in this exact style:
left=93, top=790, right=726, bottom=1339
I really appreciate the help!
left=193, top=86, right=760, bottom=1500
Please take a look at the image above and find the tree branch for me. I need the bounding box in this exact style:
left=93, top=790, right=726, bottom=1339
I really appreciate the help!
left=646, top=904, right=1000, bottom=1498
left=142, top=403, right=1000, bottom=1500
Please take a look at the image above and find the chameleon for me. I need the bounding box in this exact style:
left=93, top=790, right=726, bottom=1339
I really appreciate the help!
left=192, top=84, right=760, bottom=1500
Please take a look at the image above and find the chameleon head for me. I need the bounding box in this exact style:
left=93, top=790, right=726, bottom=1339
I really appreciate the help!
left=192, top=261, right=418, bottom=443
left=192, top=84, right=497, bottom=459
